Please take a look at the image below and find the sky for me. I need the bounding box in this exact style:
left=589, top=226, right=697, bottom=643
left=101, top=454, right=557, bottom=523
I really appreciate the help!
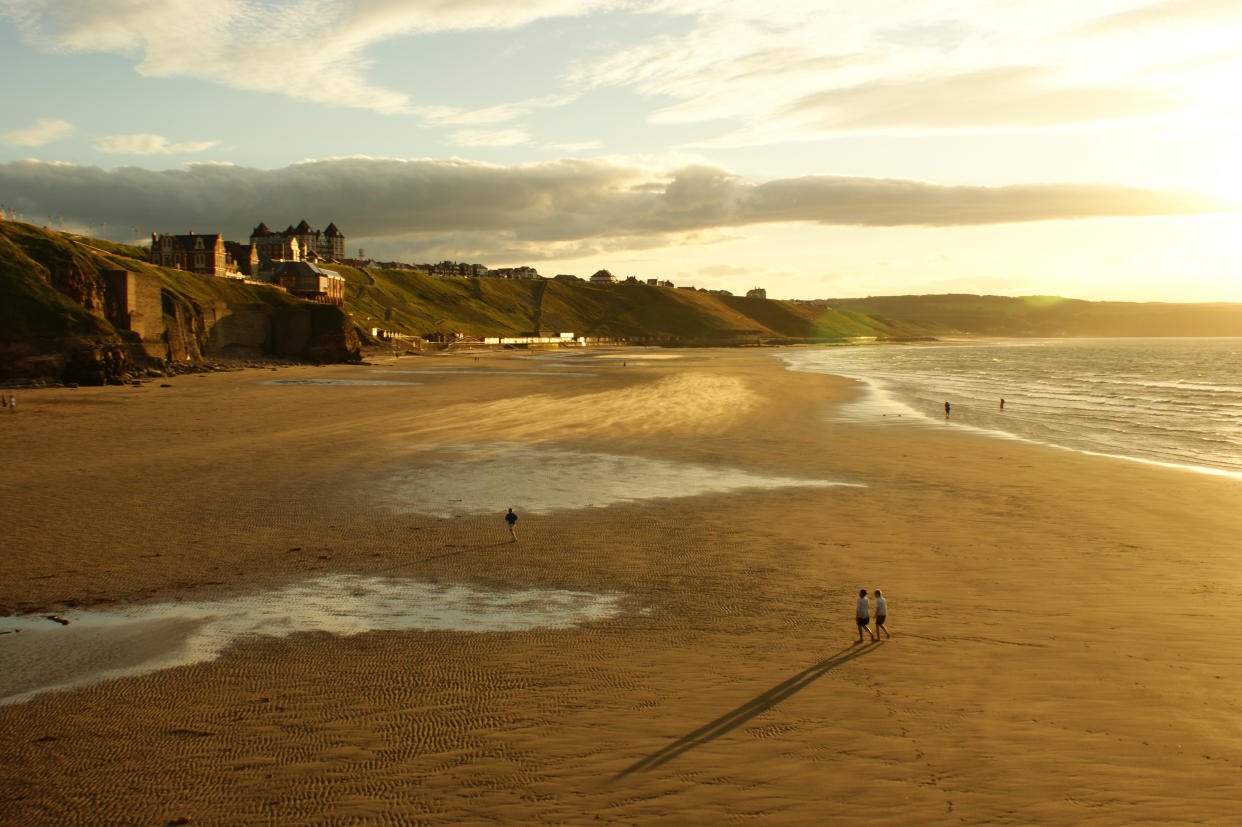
left=1, top=0, right=1241, bottom=302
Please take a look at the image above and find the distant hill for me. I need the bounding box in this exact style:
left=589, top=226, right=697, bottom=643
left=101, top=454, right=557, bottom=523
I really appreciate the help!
left=330, top=262, right=919, bottom=344
left=822, top=294, right=1242, bottom=338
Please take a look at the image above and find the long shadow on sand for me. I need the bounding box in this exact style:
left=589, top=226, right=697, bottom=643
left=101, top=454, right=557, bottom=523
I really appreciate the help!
left=614, top=640, right=883, bottom=779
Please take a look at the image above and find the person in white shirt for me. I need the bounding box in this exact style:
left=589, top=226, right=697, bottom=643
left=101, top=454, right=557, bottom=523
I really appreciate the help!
left=855, top=588, right=876, bottom=643
left=873, top=589, right=890, bottom=639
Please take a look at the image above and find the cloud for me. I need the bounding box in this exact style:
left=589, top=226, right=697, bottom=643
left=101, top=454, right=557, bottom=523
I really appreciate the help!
left=1, top=0, right=609, bottom=116
left=7, top=0, right=1238, bottom=150
left=696, top=264, right=763, bottom=277
left=93, top=134, right=221, bottom=155
left=1080, top=0, right=1242, bottom=34
left=445, top=128, right=532, bottom=148
left=544, top=140, right=604, bottom=152
left=1, top=117, right=74, bottom=146
left=0, top=157, right=1232, bottom=261
left=414, top=94, right=578, bottom=127
left=774, top=66, right=1181, bottom=135
left=573, top=1, right=1242, bottom=143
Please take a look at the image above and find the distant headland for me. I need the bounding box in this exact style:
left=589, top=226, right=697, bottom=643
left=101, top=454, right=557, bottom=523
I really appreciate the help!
left=2, top=219, right=1240, bottom=386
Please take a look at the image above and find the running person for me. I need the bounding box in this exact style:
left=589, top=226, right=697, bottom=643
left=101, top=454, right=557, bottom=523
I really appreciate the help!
left=505, top=507, right=518, bottom=541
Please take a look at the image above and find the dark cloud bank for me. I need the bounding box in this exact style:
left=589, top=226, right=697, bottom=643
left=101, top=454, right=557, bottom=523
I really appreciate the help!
left=1, top=157, right=1232, bottom=259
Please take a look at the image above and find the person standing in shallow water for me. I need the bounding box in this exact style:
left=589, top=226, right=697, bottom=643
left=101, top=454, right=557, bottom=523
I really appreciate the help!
left=505, top=507, right=518, bottom=541
left=873, top=589, right=890, bottom=639
left=944, top=401, right=951, bottom=417
left=855, top=588, right=876, bottom=643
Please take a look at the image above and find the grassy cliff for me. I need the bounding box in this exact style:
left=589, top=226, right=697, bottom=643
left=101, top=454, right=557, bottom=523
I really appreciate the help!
left=1, top=222, right=359, bottom=383
left=332, top=264, right=915, bottom=342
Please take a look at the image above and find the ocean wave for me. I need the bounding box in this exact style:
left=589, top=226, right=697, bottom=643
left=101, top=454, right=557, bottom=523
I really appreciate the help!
left=779, top=339, right=1242, bottom=476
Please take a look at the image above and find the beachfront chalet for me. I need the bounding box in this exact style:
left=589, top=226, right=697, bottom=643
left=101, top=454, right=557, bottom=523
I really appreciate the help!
left=150, top=232, right=240, bottom=278
left=272, top=260, right=345, bottom=305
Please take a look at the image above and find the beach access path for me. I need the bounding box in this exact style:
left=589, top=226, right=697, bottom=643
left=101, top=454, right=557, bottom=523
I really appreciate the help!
left=1, top=348, right=1240, bottom=825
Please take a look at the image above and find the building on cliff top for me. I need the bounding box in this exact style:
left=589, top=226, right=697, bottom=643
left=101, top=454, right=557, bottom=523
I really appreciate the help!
left=223, top=241, right=259, bottom=277
left=250, top=220, right=344, bottom=264
left=150, top=232, right=241, bottom=278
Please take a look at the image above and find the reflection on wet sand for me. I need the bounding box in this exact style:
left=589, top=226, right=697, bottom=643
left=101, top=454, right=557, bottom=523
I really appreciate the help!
left=377, top=442, right=861, bottom=516
left=0, top=576, right=622, bottom=705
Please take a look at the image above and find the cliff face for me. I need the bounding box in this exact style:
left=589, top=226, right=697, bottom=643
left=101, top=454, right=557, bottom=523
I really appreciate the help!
left=0, top=222, right=360, bottom=384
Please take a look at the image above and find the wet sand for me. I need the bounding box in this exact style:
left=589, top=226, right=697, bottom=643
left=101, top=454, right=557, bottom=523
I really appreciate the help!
left=1, top=348, right=1240, bottom=824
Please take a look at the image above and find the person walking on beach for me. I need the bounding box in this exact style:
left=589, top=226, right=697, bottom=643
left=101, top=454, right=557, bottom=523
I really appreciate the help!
left=855, top=588, right=876, bottom=643
left=505, top=507, right=518, bottom=541
left=7, top=394, right=13, bottom=414
left=944, top=401, right=951, bottom=417
left=873, top=589, right=890, bottom=639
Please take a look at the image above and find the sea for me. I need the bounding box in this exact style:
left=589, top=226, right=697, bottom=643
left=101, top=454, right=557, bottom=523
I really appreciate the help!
left=781, top=338, right=1242, bottom=478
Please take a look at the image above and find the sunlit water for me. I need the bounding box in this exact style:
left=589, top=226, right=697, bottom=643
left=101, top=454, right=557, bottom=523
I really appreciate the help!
left=0, top=576, right=624, bottom=705
left=374, top=442, right=859, bottom=516
left=782, top=338, right=1242, bottom=476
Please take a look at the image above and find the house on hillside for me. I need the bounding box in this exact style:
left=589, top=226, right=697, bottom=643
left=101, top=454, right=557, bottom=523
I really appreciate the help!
left=272, top=260, right=345, bottom=305
left=250, top=222, right=301, bottom=264
left=746, top=287, right=767, bottom=299
left=589, top=269, right=616, bottom=284
left=249, top=219, right=345, bottom=264
left=223, top=241, right=259, bottom=277
left=424, top=260, right=487, bottom=277
left=487, top=266, right=541, bottom=279
left=150, top=232, right=240, bottom=278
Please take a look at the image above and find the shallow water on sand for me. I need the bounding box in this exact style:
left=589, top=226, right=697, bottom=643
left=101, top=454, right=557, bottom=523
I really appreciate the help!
left=262, top=377, right=424, bottom=386
left=0, top=576, right=622, bottom=705
left=375, top=442, right=859, bottom=516
left=368, top=368, right=598, bottom=377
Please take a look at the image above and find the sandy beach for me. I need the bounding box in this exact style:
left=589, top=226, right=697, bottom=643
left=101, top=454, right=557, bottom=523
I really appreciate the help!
left=1, top=347, right=1240, bottom=825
